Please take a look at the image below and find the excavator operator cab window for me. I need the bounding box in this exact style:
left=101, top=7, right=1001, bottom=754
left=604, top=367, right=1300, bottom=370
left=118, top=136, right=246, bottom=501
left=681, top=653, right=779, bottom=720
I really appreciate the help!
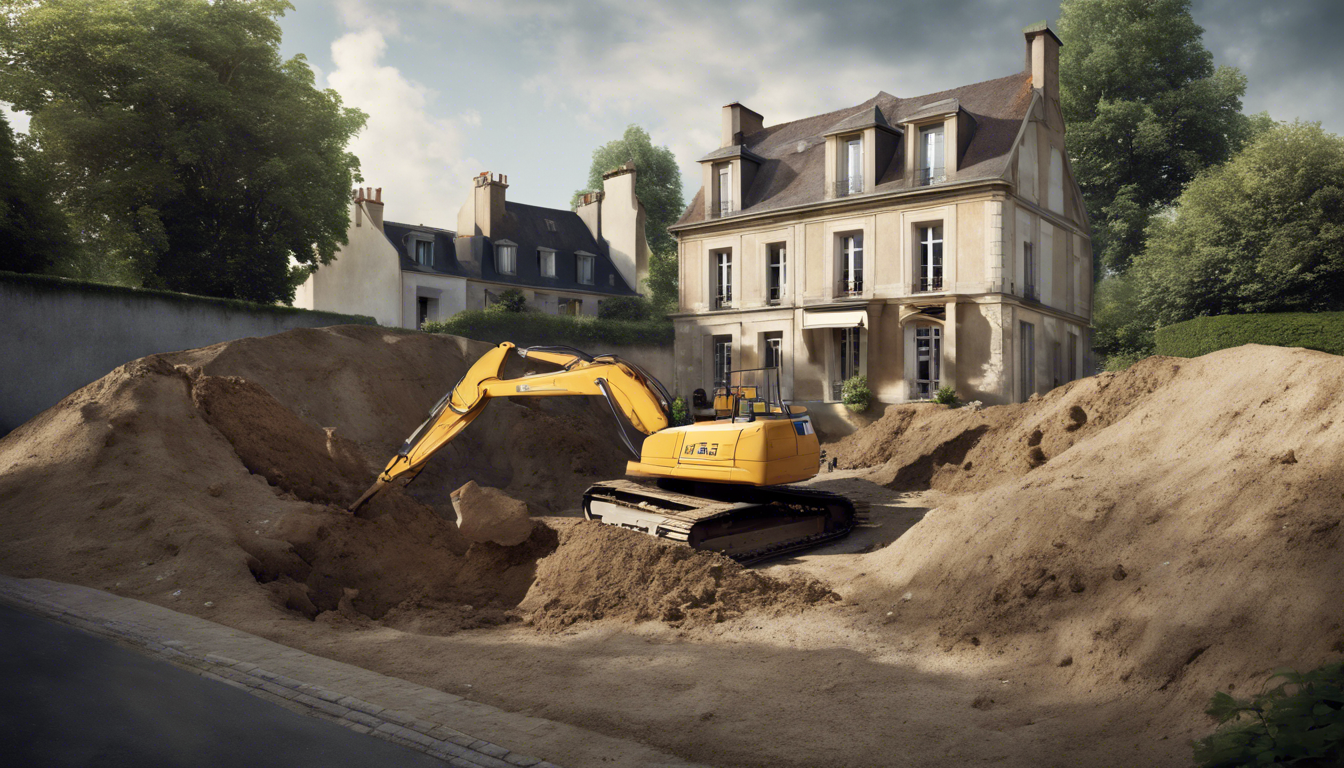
left=717, top=367, right=790, bottom=422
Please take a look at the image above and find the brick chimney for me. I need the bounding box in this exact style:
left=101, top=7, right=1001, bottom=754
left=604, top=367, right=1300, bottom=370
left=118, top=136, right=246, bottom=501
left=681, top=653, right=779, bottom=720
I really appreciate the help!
left=721, top=102, right=764, bottom=148
left=352, top=187, right=384, bottom=232
left=456, top=172, right=508, bottom=237
left=1024, top=22, right=1062, bottom=108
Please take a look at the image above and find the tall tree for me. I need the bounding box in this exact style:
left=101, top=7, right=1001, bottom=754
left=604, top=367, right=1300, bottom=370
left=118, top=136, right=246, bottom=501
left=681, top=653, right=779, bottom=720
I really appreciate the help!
left=0, top=111, right=73, bottom=274
left=1058, top=0, right=1249, bottom=275
left=0, top=0, right=366, bottom=304
left=573, top=125, right=683, bottom=311
left=1134, top=120, right=1344, bottom=326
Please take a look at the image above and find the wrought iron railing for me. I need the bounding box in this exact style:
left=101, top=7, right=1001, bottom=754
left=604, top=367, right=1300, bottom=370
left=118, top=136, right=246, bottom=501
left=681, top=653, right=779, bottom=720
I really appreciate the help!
left=917, top=166, right=946, bottom=186
left=710, top=199, right=733, bottom=218
left=833, top=175, right=863, bottom=197
left=836, top=278, right=863, bottom=297
left=1023, top=284, right=1039, bottom=302
left=714, top=292, right=733, bottom=309
left=911, top=381, right=936, bottom=401
left=767, top=284, right=783, bottom=304
left=917, top=275, right=944, bottom=292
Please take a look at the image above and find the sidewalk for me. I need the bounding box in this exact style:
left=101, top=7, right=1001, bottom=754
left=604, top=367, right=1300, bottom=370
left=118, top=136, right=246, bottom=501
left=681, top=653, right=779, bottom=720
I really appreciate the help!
left=0, top=575, right=699, bottom=768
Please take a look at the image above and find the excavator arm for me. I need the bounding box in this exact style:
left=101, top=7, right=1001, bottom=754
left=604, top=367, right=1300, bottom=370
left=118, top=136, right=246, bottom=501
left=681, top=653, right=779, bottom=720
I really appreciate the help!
left=348, top=342, right=671, bottom=512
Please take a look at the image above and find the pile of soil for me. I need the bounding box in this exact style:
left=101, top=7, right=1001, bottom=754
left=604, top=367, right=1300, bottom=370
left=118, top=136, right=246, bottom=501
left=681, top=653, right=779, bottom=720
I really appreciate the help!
left=520, top=520, right=838, bottom=631
left=0, top=325, right=826, bottom=635
left=833, top=346, right=1344, bottom=703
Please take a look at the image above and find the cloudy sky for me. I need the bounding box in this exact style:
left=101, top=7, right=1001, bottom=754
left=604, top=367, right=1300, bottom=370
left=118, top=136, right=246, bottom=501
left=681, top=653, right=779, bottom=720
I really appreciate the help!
left=8, top=0, right=1343, bottom=227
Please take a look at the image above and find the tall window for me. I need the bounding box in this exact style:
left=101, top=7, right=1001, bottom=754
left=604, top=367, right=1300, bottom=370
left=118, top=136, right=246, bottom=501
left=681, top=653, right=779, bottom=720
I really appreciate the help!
left=839, top=234, right=863, bottom=296
left=417, top=297, right=432, bottom=328
left=415, top=239, right=433, bottom=266
left=835, top=327, right=861, bottom=400
left=1052, top=340, right=1063, bottom=388
left=1020, top=321, right=1036, bottom=399
left=576, top=253, right=595, bottom=284
left=767, top=244, right=786, bottom=304
left=714, top=250, right=733, bottom=308
left=914, top=326, right=942, bottom=400
left=1023, top=241, right=1038, bottom=301
left=839, top=137, right=863, bottom=196
left=764, top=332, right=783, bottom=370
left=919, top=124, right=945, bottom=185
left=1067, top=331, right=1079, bottom=382
left=713, top=335, right=733, bottom=386
left=539, top=249, right=556, bottom=278
left=717, top=165, right=732, bottom=217
left=918, top=225, right=943, bottom=292
left=495, top=243, right=516, bottom=274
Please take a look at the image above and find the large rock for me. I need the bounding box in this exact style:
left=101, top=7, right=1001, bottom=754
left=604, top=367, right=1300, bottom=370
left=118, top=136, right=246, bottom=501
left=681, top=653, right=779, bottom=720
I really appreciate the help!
left=450, top=481, right=535, bottom=547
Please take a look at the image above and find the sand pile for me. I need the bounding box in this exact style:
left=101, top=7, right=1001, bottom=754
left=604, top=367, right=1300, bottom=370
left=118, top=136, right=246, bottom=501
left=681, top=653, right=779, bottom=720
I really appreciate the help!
left=835, top=345, right=1344, bottom=701
left=519, top=520, right=838, bottom=631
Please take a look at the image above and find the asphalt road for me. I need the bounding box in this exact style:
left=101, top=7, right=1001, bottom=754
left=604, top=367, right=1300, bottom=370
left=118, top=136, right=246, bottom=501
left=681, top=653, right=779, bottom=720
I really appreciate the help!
left=0, top=603, right=448, bottom=767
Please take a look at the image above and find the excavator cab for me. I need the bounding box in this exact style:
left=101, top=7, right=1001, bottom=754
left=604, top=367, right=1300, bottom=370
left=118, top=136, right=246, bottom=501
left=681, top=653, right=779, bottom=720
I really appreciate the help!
left=712, top=367, right=790, bottom=422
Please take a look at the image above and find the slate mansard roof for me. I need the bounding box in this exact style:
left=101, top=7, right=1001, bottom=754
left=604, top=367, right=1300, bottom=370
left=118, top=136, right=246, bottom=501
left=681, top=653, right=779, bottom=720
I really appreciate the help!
left=384, top=201, right=637, bottom=296
left=674, top=72, right=1034, bottom=227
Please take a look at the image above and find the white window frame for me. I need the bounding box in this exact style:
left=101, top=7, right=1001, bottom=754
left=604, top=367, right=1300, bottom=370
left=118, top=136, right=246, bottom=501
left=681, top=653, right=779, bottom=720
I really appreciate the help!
left=494, top=240, right=517, bottom=275
left=767, top=244, right=787, bottom=304
left=839, top=234, right=863, bottom=296
left=714, top=249, right=733, bottom=309
left=919, top=124, right=946, bottom=185
left=1023, top=241, right=1038, bottom=301
left=717, top=164, right=732, bottom=217
left=413, top=238, right=434, bottom=267
left=843, top=137, right=863, bottom=195
left=1020, top=321, right=1036, bottom=399
left=713, top=336, right=733, bottom=386
left=918, top=225, right=944, bottom=292
left=764, top=332, right=783, bottom=370
left=575, top=251, right=595, bottom=285
left=538, top=248, right=556, bottom=278
left=913, top=325, right=942, bottom=400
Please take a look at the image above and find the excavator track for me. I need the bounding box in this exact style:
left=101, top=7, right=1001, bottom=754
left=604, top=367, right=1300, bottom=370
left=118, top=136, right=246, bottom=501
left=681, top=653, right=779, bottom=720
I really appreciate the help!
left=582, top=479, right=863, bottom=565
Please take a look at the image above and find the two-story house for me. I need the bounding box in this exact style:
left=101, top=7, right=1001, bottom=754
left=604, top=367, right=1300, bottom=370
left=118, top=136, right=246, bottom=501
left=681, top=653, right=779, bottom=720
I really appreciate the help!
left=670, top=22, right=1092, bottom=410
left=296, top=165, right=651, bottom=328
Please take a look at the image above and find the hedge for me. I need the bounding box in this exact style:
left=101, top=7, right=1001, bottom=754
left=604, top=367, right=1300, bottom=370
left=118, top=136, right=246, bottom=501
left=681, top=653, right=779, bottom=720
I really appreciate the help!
left=423, top=310, right=673, bottom=349
left=1154, top=312, right=1344, bottom=358
left=0, top=270, right=377, bottom=326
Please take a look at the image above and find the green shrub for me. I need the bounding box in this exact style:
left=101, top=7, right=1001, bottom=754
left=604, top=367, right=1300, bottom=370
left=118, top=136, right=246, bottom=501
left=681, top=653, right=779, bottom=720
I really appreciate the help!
left=1103, top=351, right=1148, bottom=371
left=1155, top=312, right=1344, bottom=358
left=670, top=396, right=691, bottom=426
left=598, top=295, right=654, bottom=321
left=487, top=288, right=527, bottom=313
left=841, top=374, right=871, bottom=413
left=1193, top=662, right=1344, bottom=768
left=422, top=309, right=673, bottom=349
left=933, top=386, right=960, bottom=407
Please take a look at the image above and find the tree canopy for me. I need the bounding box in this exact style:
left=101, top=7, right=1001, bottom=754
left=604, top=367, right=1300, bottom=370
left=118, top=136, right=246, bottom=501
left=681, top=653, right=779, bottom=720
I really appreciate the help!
left=1058, top=0, right=1249, bottom=274
left=0, top=0, right=366, bottom=303
left=573, top=125, right=683, bottom=310
left=0, top=111, right=72, bottom=274
left=1133, top=120, right=1344, bottom=325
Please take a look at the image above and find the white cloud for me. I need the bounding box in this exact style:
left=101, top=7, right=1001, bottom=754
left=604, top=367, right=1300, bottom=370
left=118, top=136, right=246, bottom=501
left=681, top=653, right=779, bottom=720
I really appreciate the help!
left=325, top=9, right=478, bottom=227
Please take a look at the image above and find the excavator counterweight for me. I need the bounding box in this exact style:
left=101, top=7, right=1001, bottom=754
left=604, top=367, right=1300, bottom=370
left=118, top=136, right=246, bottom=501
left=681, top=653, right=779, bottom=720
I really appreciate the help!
left=351, top=343, right=855, bottom=562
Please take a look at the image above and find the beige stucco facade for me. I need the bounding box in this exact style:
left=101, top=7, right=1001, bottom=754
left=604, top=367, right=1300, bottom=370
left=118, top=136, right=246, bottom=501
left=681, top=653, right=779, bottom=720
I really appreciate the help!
left=672, top=25, right=1092, bottom=408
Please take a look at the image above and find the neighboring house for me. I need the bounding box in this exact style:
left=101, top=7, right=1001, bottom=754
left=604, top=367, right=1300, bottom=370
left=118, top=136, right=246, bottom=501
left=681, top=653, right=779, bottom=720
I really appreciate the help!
left=296, top=165, right=650, bottom=328
left=670, top=22, right=1092, bottom=409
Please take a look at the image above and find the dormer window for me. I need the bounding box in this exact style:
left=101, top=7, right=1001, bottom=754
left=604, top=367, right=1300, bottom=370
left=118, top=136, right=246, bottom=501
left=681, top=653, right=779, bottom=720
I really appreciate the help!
left=716, top=164, right=732, bottom=218
left=494, top=240, right=517, bottom=274
left=918, top=124, right=946, bottom=186
left=538, top=248, right=556, bottom=278
left=414, top=238, right=433, bottom=266
left=837, top=137, right=863, bottom=197
left=576, top=251, right=595, bottom=284
left=544, top=218, right=557, bottom=232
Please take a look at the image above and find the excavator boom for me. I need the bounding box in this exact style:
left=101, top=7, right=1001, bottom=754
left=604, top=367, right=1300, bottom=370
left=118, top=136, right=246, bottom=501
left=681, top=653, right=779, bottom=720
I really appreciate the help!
left=351, top=342, right=856, bottom=562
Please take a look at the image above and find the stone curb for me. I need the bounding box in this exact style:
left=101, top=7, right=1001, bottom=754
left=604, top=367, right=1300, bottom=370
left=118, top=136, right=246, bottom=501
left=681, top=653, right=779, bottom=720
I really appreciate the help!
left=0, top=584, right=557, bottom=768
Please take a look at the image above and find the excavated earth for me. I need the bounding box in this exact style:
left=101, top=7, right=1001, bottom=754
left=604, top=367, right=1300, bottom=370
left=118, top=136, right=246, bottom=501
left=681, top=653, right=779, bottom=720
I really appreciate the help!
left=1, top=326, right=1340, bottom=768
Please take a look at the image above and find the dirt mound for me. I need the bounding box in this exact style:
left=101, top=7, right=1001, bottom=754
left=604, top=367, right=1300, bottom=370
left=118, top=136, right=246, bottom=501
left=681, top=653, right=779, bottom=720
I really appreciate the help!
left=837, top=345, right=1344, bottom=700
left=0, top=327, right=703, bottom=634
left=519, top=520, right=839, bottom=631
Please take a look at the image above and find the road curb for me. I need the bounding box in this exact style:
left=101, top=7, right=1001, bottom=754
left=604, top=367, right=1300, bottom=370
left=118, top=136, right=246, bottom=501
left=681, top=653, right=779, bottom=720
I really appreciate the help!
left=0, top=580, right=557, bottom=768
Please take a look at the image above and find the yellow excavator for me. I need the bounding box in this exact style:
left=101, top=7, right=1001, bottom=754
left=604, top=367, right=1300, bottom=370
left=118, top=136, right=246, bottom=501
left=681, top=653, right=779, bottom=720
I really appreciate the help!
left=350, top=343, right=856, bottom=563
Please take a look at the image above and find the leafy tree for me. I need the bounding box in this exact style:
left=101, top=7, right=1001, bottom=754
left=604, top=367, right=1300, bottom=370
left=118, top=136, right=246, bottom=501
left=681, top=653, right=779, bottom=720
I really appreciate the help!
left=486, top=287, right=527, bottom=313
left=598, top=295, right=653, bottom=321
left=572, top=125, right=682, bottom=311
left=1058, top=0, right=1250, bottom=274
left=0, top=0, right=366, bottom=304
left=1133, top=120, right=1344, bottom=326
left=0, top=111, right=73, bottom=274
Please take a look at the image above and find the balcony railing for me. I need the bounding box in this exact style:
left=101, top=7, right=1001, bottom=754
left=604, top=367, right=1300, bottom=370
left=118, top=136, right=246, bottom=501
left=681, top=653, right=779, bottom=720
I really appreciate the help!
left=836, top=278, right=863, bottom=297
left=910, top=381, right=936, bottom=401
left=710, top=199, right=733, bottom=218
left=916, top=166, right=947, bottom=186
left=833, top=175, right=863, bottom=198
left=1023, top=284, right=1039, bottom=302
left=767, top=284, right=783, bottom=305
left=714, top=292, right=733, bottom=309
left=917, top=275, right=944, bottom=293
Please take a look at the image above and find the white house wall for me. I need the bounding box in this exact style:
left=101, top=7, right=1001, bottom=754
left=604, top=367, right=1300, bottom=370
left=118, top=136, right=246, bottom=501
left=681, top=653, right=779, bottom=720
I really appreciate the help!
left=295, top=200, right=402, bottom=327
